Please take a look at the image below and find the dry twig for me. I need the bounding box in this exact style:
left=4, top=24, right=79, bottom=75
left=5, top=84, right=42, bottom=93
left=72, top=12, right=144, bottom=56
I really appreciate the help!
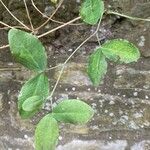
left=23, top=0, right=34, bottom=31
left=38, top=16, right=81, bottom=38
left=35, top=0, right=64, bottom=31
left=0, top=0, right=31, bottom=30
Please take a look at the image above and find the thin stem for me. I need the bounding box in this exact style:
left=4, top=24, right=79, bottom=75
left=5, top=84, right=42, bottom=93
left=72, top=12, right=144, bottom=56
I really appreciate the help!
left=23, top=0, right=34, bottom=31
left=0, top=44, right=9, bottom=49
left=0, top=25, right=31, bottom=30
left=31, top=0, right=47, bottom=18
left=0, top=0, right=31, bottom=30
left=0, top=65, right=61, bottom=71
left=0, top=21, right=14, bottom=29
left=47, top=18, right=102, bottom=110
left=50, top=18, right=83, bottom=26
left=64, top=19, right=101, bottom=66
left=31, top=0, right=82, bottom=26
left=46, top=64, right=63, bottom=71
left=107, top=11, right=150, bottom=22
left=96, top=33, right=101, bottom=46
left=35, top=0, right=64, bottom=31
left=38, top=16, right=81, bottom=38
left=0, top=67, right=21, bottom=71
left=0, top=27, right=9, bottom=30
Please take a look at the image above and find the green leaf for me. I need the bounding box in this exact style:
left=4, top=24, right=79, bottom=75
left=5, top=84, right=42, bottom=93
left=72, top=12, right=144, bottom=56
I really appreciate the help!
left=101, top=39, right=140, bottom=63
left=8, top=29, right=47, bottom=72
left=35, top=114, right=59, bottom=150
left=18, top=73, right=49, bottom=119
left=80, top=0, right=104, bottom=25
left=22, top=96, right=43, bottom=112
left=52, top=99, right=94, bottom=124
left=50, top=0, right=57, bottom=4
left=88, top=49, right=107, bottom=86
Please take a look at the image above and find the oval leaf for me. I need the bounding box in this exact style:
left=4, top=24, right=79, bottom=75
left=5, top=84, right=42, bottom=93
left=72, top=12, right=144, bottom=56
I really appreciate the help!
left=8, top=29, right=47, bottom=72
left=52, top=99, right=94, bottom=124
left=22, top=96, right=43, bottom=112
left=101, top=39, right=140, bottom=63
left=80, top=0, right=104, bottom=25
left=18, top=73, right=49, bottom=119
left=35, top=115, right=59, bottom=150
left=88, top=49, right=107, bottom=86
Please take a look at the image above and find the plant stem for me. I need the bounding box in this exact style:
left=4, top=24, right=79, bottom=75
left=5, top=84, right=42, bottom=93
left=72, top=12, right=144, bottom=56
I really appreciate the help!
left=31, top=0, right=83, bottom=26
left=47, top=17, right=103, bottom=110
left=0, top=21, right=14, bottom=29
left=0, top=16, right=81, bottom=50
left=35, top=0, right=64, bottom=31
left=0, top=25, right=31, bottom=30
left=0, top=44, right=9, bottom=49
left=107, top=11, right=150, bottom=22
left=38, top=16, right=81, bottom=38
left=0, top=67, right=21, bottom=71
left=23, top=0, right=34, bottom=31
left=46, top=64, right=63, bottom=71
left=96, top=33, right=101, bottom=46
left=0, top=0, right=31, bottom=30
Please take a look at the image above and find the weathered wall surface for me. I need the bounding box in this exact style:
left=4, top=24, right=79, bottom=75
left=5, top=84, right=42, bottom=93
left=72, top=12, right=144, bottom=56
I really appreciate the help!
left=0, top=0, right=150, bottom=149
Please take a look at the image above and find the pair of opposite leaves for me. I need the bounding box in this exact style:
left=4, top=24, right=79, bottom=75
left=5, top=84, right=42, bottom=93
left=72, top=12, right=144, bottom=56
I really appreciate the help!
left=80, top=0, right=140, bottom=86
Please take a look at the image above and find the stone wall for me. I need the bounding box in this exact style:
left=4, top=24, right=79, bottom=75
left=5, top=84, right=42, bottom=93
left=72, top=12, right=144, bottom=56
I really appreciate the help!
left=0, top=0, right=150, bottom=149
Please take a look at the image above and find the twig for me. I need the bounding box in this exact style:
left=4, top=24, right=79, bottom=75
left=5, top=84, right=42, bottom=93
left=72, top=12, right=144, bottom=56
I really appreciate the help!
left=46, top=64, right=63, bottom=71
left=0, top=65, right=61, bottom=71
left=0, top=21, right=14, bottom=29
left=0, top=17, right=80, bottom=50
left=31, top=0, right=83, bottom=26
left=23, top=0, right=34, bottom=31
left=0, top=25, right=31, bottom=30
left=96, top=33, right=101, bottom=46
left=0, top=27, right=9, bottom=30
left=31, top=0, right=47, bottom=18
left=0, top=0, right=31, bottom=30
left=47, top=17, right=102, bottom=109
left=38, top=16, right=81, bottom=38
left=50, top=19, right=83, bottom=26
left=0, top=44, right=9, bottom=49
left=0, top=21, right=32, bottom=30
left=0, top=67, right=21, bottom=71
left=35, top=0, right=64, bottom=31
left=107, top=11, right=150, bottom=22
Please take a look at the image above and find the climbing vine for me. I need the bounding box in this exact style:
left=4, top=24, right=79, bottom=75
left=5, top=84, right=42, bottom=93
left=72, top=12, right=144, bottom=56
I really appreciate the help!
left=0, top=0, right=149, bottom=149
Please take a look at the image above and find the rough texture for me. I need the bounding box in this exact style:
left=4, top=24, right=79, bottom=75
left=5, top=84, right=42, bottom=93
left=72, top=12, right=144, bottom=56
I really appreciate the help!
left=0, top=0, right=150, bottom=149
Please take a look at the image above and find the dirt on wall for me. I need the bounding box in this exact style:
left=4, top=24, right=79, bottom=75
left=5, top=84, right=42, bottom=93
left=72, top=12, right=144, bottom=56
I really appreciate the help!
left=0, top=0, right=150, bottom=149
